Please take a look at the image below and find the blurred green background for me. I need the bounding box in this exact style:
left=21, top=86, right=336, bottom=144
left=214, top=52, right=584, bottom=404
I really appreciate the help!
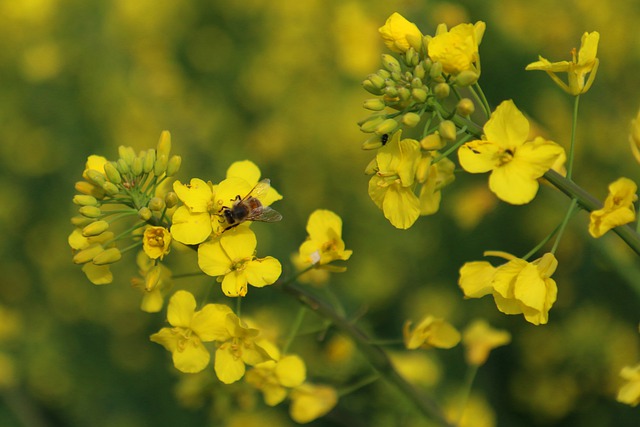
left=1, top=0, right=639, bottom=426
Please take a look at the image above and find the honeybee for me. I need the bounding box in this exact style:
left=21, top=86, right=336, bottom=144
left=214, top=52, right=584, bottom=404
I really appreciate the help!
left=219, top=179, right=282, bottom=230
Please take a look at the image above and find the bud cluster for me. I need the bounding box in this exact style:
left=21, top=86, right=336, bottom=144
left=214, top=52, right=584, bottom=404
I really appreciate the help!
left=69, top=131, right=180, bottom=284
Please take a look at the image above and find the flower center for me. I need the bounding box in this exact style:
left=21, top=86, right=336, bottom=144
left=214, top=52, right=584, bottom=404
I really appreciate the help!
left=498, top=148, right=514, bottom=165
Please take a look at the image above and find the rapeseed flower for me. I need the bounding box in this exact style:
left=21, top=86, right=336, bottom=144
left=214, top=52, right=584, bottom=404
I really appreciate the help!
left=617, top=363, right=640, bottom=406
left=289, top=383, right=338, bottom=424
left=142, top=226, right=171, bottom=260
left=427, top=21, right=485, bottom=76
left=403, top=315, right=461, bottom=350
left=589, top=177, right=637, bottom=238
left=378, top=12, right=423, bottom=53
left=462, top=319, right=511, bottom=366
left=298, top=210, right=352, bottom=270
left=245, top=355, right=306, bottom=406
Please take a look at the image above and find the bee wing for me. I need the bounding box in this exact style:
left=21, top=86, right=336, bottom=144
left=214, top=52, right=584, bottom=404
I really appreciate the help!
left=246, top=178, right=272, bottom=200
left=247, top=205, right=283, bottom=223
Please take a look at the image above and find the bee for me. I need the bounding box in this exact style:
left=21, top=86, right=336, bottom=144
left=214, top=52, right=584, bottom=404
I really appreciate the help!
left=219, top=179, right=282, bottom=230
left=380, top=133, right=389, bottom=145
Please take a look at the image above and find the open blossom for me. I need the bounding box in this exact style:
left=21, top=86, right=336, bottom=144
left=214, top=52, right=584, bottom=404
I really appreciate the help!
left=245, top=355, right=306, bottom=406
left=462, top=319, right=511, bottom=366
left=142, top=226, right=171, bottom=260
left=403, top=315, right=461, bottom=350
left=526, top=31, right=599, bottom=95
left=459, top=251, right=558, bottom=325
left=427, top=21, right=485, bottom=75
left=617, top=363, right=640, bottom=407
left=589, top=177, right=637, bottom=238
left=298, top=210, right=352, bottom=270
left=289, top=383, right=338, bottom=424
left=378, top=12, right=423, bottom=53
left=458, top=100, right=565, bottom=205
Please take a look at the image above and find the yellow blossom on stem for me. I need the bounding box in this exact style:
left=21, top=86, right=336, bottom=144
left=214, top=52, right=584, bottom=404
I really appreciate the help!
left=214, top=312, right=272, bottom=384
left=617, top=363, right=640, bottom=407
left=526, top=31, right=600, bottom=95
left=142, top=226, right=171, bottom=260
left=418, top=155, right=456, bottom=215
left=427, top=21, right=485, bottom=75
left=459, top=251, right=559, bottom=325
left=403, top=315, right=461, bottom=350
left=289, top=383, right=338, bottom=424
left=131, top=251, right=172, bottom=313
left=68, top=228, right=114, bottom=285
left=170, top=178, right=217, bottom=245
left=589, top=177, right=637, bottom=238
left=150, top=290, right=232, bottom=373
left=245, top=355, right=306, bottom=406
left=458, top=100, right=565, bottom=205
left=298, top=210, right=352, bottom=271
left=462, top=319, right=511, bottom=366
left=198, top=227, right=282, bottom=297
left=368, top=131, right=422, bottom=228
left=378, top=12, right=423, bottom=54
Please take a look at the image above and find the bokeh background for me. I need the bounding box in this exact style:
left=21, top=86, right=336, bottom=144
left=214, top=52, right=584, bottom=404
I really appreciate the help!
left=1, top=0, right=639, bottom=426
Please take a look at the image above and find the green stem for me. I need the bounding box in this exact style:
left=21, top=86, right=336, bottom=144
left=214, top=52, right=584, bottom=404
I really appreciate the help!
left=472, top=83, right=491, bottom=118
left=281, top=282, right=454, bottom=427
left=567, top=95, right=580, bottom=179
left=455, top=364, right=479, bottom=425
left=282, top=306, right=306, bottom=354
left=544, top=170, right=640, bottom=256
left=338, top=373, right=380, bottom=398
left=550, top=198, right=579, bottom=255
left=522, top=222, right=562, bottom=261
left=433, top=133, right=473, bottom=163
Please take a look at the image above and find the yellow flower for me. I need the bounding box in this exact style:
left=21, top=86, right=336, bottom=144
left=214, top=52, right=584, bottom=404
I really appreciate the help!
left=525, top=31, right=599, bottom=96
left=214, top=312, right=272, bottom=384
left=458, top=100, right=565, bottom=205
left=170, top=178, right=217, bottom=245
left=617, top=363, right=640, bottom=407
left=589, top=177, right=637, bottom=238
left=427, top=21, right=485, bottom=75
left=418, top=155, right=456, bottom=215
left=142, top=226, right=171, bottom=260
left=198, top=227, right=282, bottom=297
left=368, top=131, right=422, bottom=228
left=298, top=210, right=352, bottom=270
left=378, top=12, right=423, bottom=53
left=462, top=319, right=511, bottom=366
left=131, top=251, right=172, bottom=313
left=289, top=383, right=338, bottom=424
left=150, top=291, right=232, bottom=373
left=459, top=251, right=558, bottom=325
left=403, top=315, right=461, bottom=350
left=68, top=228, right=114, bottom=285
left=245, top=355, right=306, bottom=406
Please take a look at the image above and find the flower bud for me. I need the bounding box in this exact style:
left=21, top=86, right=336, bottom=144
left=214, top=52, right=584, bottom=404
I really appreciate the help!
left=454, top=70, right=479, bottom=87
left=411, top=88, right=428, bottom=103
left=364, top=158, right=378, bottom=175
left=79, top=206, right=102, bottom=218
left=429, top=61, right=443, bottom=80
left=74, top=181, right=103, bottom=198
left=368, top=73, right=386, bottom=89
left=404, top=47, right=419, bottom=67
left=154, top=154, right=168, bottom=176
left=360, top=116, right=385, bottom=133
left=73, top=195, right=98, bottom=206
left=374, top=118, right=399, bottom=135
left=420, top=133, right=445, bottom=150
left=381, top=54, right=401, bottom=73
left=71, top=215, right=93, bottom=227
left=102, top=182, right=120, bottom=196
left=157, top=131, right=172, bottom=159
left=103, top=162, right=122, bottom=184
left=362, top=135, right=384, bottom=150
left=148, top=196, right=165, bottom=212
left=363, top=99, right=386, bottom=111
left=384, top=85, right=398, bottom=98
left=145, top=265, right=162, bottom=291
left=143, top=149, right=156, bottom=174
left=85, top=170, right=106, bottom=187
left=165, top=192, right=179, bottom=209
left=166, top=155, right=182, bottom=177
left=397, top=87, right=411, bottom=102
left=362, top=80, right=383, bottom=95
left=117, top=158, right=130, bottom=175
left=414, top=63, right=426, bottom=80
left=415, top=156, right=432, bottom=183
left=118, top=145, right=136, bottom=167
left=73, top=244, right=104, bottom=264
left=92, top=247, right=122, bottom=265
left=438, top=120, right=457, bottom=142
left=434, top=82, right=450, bottom=99
left=390, top=71, right=402, bottom=82
left=402, top=112, right=421, bottom=127
left=138, top=207, right=153, bottom=221
left=131, top=156, right=143, bottom=176
left=456, top=98, right=475, bottom=116
left=82, top=220, right=110, bottom=237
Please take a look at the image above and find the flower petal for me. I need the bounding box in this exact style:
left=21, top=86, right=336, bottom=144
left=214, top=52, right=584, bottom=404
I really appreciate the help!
left=245, top=257, right=282, bottom=288
left=167, top=290, right=196, bottom=328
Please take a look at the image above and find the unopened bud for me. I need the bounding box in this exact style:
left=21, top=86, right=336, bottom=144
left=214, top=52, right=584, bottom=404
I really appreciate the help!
left=71, top=215, right=93, bottom=227
left=384, top=85, right=399, bottom=98
left=104, top=162, right=122, bottom=184
left=411, top=88, right=428, bottom=103
left=374, top=118, right=399, bottom=135
left=456, top=98, right=475, bottom=116
left=405, top=47, right=419, bottom=67
left=415, top=157, right=432, bottom=183
left=165, top=192, right=179, bottom=209
left=455, top=70, right=479, bottom=87
left=117, top=158, right=130, bottom=175
left=118, top=146, right=136, bottom=167
left=73, top=195, right=98, bottom=206
left=73, top=244, right=104, bottom=264
left=85, top=170, right=106, bottom=187
left=420, top=133, right=445, bottom=150
left=434, top=82, right=450, bottom=99
left=82, top=220, right=110, bottom=237
left=92, top=247, right=122, bottom=265
left=429, top=62, right=443, bottom=80
left=157, top=131, right=172, bottom=159
left=402, top=112, right=421, bottom=127
left=397, top=87, right=411, bottom=101
left=166, top=155, right=182, bottom=177
left=131, top=156, right=143, bottom=176
left=79, top=206, right=102, bottom=218
left=154, top=154, right=168, bottom=176
left=381, top=54, right=401, bottom=73
left=143, top=149, right=156, bottom=174
left=363, top=99, right=386, bottom=111
left=148, top=197, right=165, bottom=212
left=362, top=135, right=384, bottom=150
left=364, top=158, right=378, bottom=175
left=102, top=182, right=120, bottom=196
left=138, top=207, right=153, bottom=221
left=360, top=116, right=385, bottom=133
left=414, top=63, right=426, bottom=80
left=145, top=265, right=162, bottom=291
left=439, top=120, right=457, bottom=142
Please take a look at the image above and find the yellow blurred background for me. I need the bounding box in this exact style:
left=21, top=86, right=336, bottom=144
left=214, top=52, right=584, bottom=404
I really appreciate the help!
left=0, top=0, right=639, bottom=426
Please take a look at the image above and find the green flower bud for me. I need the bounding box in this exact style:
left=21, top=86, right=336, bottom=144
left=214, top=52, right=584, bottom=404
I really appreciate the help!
left=73, top=195, right=98, bottom=206
left=71, top=215, right=93, bottom=227
left=138, top=207, right=153, bottom=221
left=429, top=61, right=443, bottom=80
left=117, top=158, right=130, bottom=175
left=363, top=79, right=383, bottom=95
left=414, top=63, right=426, bottom=80
left=73, top=244, right=104, bottom=264
left=157, top=131, right=172, bottom=160
left=384, top=85, right=398, bottom=98
left=420, top=133, right=445, bottom=150
left=75, top=181, right=104, bottom=199
left=166, top=155, right=182, bottom=177
left=145, top=265, right=162, bottom=291
left=377, top=69, right=391, bottom=80
left=104, top=162, right=122, bottom=184
left=434, top=82, right=450, bottom=99
left=456, top=98, right=475, bottom=116
left=131, top=156, right=143, bottom=176
left=143, top=149, right=156, bottom=174
left=118, top=145, right=136, bottom=167
left=92, top=247, right=122, bottom=265
left=102, top=182, right=120, bottom=196
left=363, top=98, right=386, bottom=111
left=364, top=158, right=378, bottom=175
left=404, top=47, right=419, bottom=67
left=362, top=135, right=385, bottom=150
left=148, top=196, right=165, bottom=212
left=165, top=192, right=179, bottom=209
left=411, top=88, right=428, bottom=103
left=454, top=70, right=479, bottom=87
left=374, top=118, right=399, bottom=135
left=154, top=154, right=168, bottom=176
left=368, top=73, right=386, bottom=89
left=390, top=71, right=402, bottom=82
left=439, top=120, right=457, bottom=142
left=79, top=206, right=102, bottom=218
left=85, top=170, right=106, bottom=187
left=82, top=220, right=110, bottom=237
left=360, top=116, right=385, bottom=133
left=397, top=87, right=411, bottom=102
left=410, top=77, right=423, bottom=88
left=381, top=54, right=401, bottom=73
left=402, top=112, right=421, bottom=127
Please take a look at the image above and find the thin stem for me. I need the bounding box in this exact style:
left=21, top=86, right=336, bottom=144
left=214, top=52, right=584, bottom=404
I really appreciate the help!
left=433, top=133, right=474, bottom=163
left=522, top=222, right=562, bottom=261
left=282, top=306, right=306, bottom=354
left=281, top=281, right=454, bottom=427
left=551, top=198, right=579, bottom=255
left=455, top=364, right=479, bottom=426
left=235, top=297, right=242, bottom=318
left=567, top=95, right=580, bottom=179
left=338, top=372, right=380, bottom=398
left=472, top=83, right=491, bottom=118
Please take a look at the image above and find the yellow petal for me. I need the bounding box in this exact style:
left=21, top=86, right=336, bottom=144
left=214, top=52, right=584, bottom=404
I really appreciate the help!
left=167, top=290, right=196, bottom=328
left=172, top=340, right=210, bottom=373
left=191, top=303, right=233, bottom=342
left=382, top=183, right=420, bottom=229
left=215, top=347, right=246, bottom=384
left=488, top=161, right=539, bottom=205
left=172, top=178, right=213, bottom=212
left=275, top=355, right=306, bottom=387
left=82, top=263, right=113, bottom=285
left=483, top=100, right=529, bottom=149
left=378, top=12, right=423, bottom=53
left=226, top=160, right=261, bottom=184
left=197, top=238, right=231, bottom=277
left=149, top=327, right=178, bottom=353
left=458, top=140, right=501, bottom=173
left=245, top=257, right=282, bottom=287
left=220, top=227, right=257, bottom=260
left=170, top=206, right=212, bottom=245
left=458, top=261, right=496, bottom=298
left=289, top=384, right=338, bottom=424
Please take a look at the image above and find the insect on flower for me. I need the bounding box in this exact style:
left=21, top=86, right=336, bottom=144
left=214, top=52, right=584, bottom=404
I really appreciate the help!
left=220, top=179, right=283, bottom=230
left=381, top=133, right=389, bottom=145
